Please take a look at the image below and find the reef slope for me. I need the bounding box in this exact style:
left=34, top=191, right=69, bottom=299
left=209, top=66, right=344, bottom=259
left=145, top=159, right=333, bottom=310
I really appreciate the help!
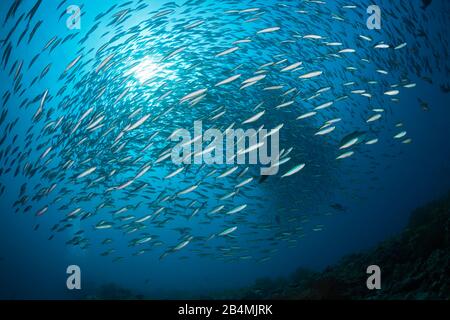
left=226, top=193, right=450, bottom=300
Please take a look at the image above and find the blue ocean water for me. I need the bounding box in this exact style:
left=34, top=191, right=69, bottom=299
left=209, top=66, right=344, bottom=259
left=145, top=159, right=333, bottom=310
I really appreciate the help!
left=0, top=0, right=449, bottom=299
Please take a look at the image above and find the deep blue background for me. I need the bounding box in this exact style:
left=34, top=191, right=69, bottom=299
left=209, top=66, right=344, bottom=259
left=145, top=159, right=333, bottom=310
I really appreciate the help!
left=0, top=0, right=449, bottom=299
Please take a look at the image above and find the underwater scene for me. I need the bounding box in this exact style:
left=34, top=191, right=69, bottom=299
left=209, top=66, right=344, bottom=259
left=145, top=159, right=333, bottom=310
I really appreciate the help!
left=0, top=0, right=449, bottom=300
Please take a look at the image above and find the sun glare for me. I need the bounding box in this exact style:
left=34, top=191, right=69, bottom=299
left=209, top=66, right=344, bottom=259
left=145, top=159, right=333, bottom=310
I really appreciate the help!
left=130, top=57, right=165, bottom=84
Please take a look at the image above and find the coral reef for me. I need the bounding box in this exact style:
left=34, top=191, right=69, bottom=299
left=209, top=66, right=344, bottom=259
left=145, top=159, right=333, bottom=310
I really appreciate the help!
left=85, top=283, right=145, bottom=300
left=85, top=193, right=449, bottom=300
left=220, top=192, right=450, bottom=300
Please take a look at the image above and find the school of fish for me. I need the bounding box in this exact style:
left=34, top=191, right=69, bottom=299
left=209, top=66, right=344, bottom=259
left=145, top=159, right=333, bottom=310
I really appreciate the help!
left=0, top=0, right=448, bottom=264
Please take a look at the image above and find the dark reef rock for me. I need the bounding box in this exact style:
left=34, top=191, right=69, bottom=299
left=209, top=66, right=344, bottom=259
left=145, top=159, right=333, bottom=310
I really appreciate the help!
left=221, top=192, right=450, bottom=300
left=86, top=283, right=145, bottom=300
left=86, top=193, right=449, bottom=300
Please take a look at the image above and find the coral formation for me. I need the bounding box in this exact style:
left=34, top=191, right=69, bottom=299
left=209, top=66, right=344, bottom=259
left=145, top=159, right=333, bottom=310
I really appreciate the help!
left=220, top=192, right=450, bottom=300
